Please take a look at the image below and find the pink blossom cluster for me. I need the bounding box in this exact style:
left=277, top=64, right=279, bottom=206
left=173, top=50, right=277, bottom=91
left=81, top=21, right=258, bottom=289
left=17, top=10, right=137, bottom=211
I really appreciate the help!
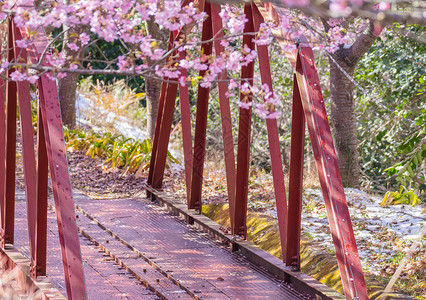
left=0, top=0, right=391, bottom=120
left=231, top=82, right=282, bottom=119
left=219, top=5, right=248, bottom=36
left=9, top=70, right=39, bottom=83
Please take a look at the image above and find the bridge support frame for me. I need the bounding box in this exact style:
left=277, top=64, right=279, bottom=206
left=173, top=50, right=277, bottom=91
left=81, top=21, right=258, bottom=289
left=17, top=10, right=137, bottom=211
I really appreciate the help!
left=0, top=18, right=87, bottom=299
left=147, top=1, right=368, bottom=299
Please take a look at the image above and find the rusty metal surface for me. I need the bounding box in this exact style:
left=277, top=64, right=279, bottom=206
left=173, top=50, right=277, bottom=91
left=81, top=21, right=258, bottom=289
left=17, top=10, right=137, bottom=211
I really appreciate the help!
left=71, top=193, right=313, bottom=300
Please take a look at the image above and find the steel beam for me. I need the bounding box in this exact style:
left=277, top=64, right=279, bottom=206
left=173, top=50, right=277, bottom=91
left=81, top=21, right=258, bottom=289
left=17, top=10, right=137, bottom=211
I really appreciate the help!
left=189, top=0, right=213, bottom=212
left=149, top=31, right=180, bottom=189
left=210, top=2, right=237, bottom=220
left=233, top=4, right=255, bottom=237
left=251, top=3, right=288, bottom=250
left=13, top=24, right=38, bottom=278
left=37, top=73, right=87, bottom=300
left=295, top=46, right=367, bottom=300
left=285, top=74, right=305, bottom=270
left=147, top=80, right=167, bottom=190
left=35, top=92, right=48, bottom=276
left=147, top=32, right=174, bottom=196
left=150, top=79, right=179, bottom=188
left=19, top=24, right=87, bottom=298
left=4, top=19, right=17, bottom=245
left=147, top=1, right=196, bottom=196
left=178, top=52, right=193, bottom=202
left=0, top=31, right=6, bottom=246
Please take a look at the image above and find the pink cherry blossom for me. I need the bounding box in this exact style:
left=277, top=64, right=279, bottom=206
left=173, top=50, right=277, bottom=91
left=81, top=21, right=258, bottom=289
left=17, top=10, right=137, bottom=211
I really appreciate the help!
left=378, top=2, right=391, bottom=11
left=68, top=43, right=79, bottom=51
left=238, top=101, right=253, bottom=109
left=15, top=39, right=28, bottom=48
left=27, top=74, right=39, bottom=84
left=10, top=70, right=26, bottom=81
left=79, top=32, right=90, bottom=46
left=228, top=79, right=238, bottom=90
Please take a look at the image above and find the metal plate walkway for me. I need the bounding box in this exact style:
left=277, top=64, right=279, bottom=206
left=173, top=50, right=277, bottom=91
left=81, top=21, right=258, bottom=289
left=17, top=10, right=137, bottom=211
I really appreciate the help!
left=12, top=188, right=323, bottom=299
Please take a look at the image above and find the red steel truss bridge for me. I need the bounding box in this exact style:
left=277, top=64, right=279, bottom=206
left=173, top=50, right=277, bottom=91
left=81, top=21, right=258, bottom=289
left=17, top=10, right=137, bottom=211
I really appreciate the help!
left=1, top=1, right=369, bottom=299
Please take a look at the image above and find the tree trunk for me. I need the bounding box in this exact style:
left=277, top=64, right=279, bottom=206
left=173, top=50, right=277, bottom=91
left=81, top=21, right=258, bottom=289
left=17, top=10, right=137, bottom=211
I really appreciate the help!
left=146, top=77, right=162, bottom=138
left=324, top=20, right=381, bottom=187
left=329, top=59, right=359, bottom=186
left=145, top=18, right=168, bottom=139
left=58, top=1, right=81, bottom=129
left=58, top=72, right=79, bottom=128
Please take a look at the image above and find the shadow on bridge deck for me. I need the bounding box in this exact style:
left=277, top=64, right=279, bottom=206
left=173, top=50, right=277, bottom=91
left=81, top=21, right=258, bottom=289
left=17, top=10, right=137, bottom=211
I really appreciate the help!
left=13, top=188, right=338, bottom=299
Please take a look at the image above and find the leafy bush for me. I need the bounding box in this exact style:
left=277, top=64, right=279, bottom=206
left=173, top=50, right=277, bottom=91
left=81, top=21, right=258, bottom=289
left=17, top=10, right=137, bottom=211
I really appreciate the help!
left=356, top=25, right=426, bottom=201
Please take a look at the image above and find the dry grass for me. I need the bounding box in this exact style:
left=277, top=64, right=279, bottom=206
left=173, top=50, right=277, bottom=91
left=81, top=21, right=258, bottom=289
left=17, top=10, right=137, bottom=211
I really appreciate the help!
left=77, top=78, right=147, bottom=133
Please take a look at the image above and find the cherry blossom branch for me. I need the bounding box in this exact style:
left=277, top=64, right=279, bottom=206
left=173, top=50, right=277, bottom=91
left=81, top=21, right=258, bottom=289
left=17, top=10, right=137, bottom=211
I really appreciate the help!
left=260, top=0, right=426, bottom=26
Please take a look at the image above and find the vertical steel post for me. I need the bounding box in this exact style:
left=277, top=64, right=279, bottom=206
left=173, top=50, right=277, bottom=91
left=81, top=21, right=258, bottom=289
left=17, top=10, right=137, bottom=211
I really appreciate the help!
left=4, top=19, right=17, bottom=245
left=178, top=51, right=193, bottom=203
left=147, top=81, right=168, bottom=187
left=210, top=2, right=237, bottom=219
left=149, top=31, right=180, bottom=190
left=18, top=22, right=87, bottom=298
left=0, top=36, right=6, bottom=245
left=147, top=32, right=174, bottom=196
left=150, top=79, right=179, bottom=188
left=35, top=92, right=48, bottom=276
left=295, top=46, right=367, bottom=300
left=148, top=0, right=193, bottom=195
left=17, top=25, right=49, bottom=276
left=189, top=0, right=213, bottom=212
left=13, top=24, right=38, bottom=278
left=233, top=4, right=255, bottom=237
left=37, top=73, right=87, bottom=299
left=251, top=4, right=288, bottom=249
left=285, top=75, right=305, bottom=270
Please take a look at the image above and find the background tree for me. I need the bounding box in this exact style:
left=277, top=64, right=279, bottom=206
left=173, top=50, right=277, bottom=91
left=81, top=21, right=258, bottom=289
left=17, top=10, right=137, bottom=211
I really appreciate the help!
left=58, top=25, right=84, bottom=128
left=323, top=19, right=382, bottom=186
left=1, top=0, right=424, bottom=190
left=145, top=17, right=168, bottom=138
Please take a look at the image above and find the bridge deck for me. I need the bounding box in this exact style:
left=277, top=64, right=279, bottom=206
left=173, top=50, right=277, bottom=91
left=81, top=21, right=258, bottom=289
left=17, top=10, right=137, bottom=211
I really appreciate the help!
left=13, top=189, right=315, bottom=299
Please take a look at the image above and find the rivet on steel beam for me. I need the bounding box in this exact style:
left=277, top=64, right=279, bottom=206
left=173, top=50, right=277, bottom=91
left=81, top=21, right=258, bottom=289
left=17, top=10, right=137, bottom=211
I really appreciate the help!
left=313, top=83, right=317, bottom=86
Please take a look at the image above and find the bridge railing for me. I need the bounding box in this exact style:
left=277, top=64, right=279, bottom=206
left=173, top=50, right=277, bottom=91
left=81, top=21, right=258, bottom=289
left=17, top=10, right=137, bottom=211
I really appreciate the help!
left=0, top=17, right=87, bottom=299
left=147, top=1, right=368, bottom=299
